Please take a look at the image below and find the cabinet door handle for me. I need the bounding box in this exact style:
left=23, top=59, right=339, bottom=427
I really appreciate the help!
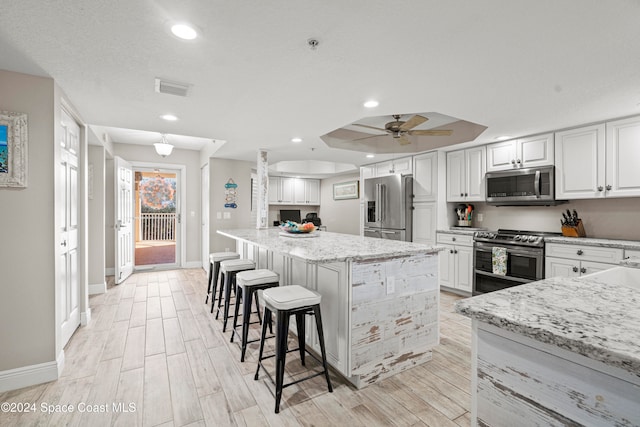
left=516, top=159, right=521, bottom=164
left=606, top=185, right=612, bottom=191
left=452, top=237, right=456, bottom=242
left=450, top=249, right=454, bottom=254
left=580, top=267, right=587, bottom=274
left=577, top=249, right=583, bottom=255
left=511, top=159, right=516, bottom=165
left=454, top=250, right=458, bottom=254
left=460, top=192, right=463, bottom=197
left=464, top=193, right=468, bottom=197
left=572, top=266, right=578, bottom=273
left=597, top=186, right=603, bottom=192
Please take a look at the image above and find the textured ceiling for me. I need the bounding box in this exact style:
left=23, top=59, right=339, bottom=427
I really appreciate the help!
left=1, top=1, right=639, bottom=168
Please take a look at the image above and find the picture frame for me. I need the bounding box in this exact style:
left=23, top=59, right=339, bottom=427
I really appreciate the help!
left=333, top=180, right=359, bottom=200
left=0, top=110, right=28, bottom=188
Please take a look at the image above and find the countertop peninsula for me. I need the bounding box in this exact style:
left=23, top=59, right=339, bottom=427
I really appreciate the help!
left=218, top=228, right=442, bottom=263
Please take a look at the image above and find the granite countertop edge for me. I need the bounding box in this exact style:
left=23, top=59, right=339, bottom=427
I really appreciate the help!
left=454, top=276, right=640, bottom=377
left=544, top=236, right=640, bottom=250
left=217, top=228, right=444, bottom=264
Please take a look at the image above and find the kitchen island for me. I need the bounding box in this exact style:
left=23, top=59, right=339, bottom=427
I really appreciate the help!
left=455, top=268, right=640, bottom=426
left=217, top=228, right=442, bottom=388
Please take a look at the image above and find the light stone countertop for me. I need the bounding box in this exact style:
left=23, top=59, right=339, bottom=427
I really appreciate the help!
left=218, top=228, right=442, bottom=264
left=455, top=274, right=640, bottom=377
left=545, top=236, right=640, bottom=250
left=436, top=228, right=481, bottom=236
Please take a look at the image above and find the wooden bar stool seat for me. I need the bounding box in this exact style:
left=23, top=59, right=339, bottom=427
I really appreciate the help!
left=255, top=285, right=333, bottom=413
left=205, top=252, right=240, bottom=306
left=231, top=269, right=280, bottom=362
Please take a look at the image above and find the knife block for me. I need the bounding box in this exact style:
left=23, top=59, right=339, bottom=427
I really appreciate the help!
left=561, top=219, right=586, bottom=237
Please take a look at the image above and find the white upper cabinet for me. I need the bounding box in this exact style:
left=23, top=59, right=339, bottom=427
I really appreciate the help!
left=556, top=117, right=640, bottom=200
left=605, top=116, right=640, bottom=198
left=412, top=151, right=438, bottom=202
left=486, top=133, right=554, bottom=172
left=447, top=146, right=486, bottom=202
left=268, top=176, right=295, bottom=204
left=555, top=124, right=605, bottom=199
left=294, top=178, right=320, bottom=205
left=374, top=157, right=413, bottom=177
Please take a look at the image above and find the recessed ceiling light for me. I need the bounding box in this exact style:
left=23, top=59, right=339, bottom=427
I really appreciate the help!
left=291, top=137, right=302, bottom=143
left=495, top=136, right=512, bottom=141
left=363, top=100, right=379, bottom=108
left=366, top=154, right=375, bottom=158
left=171, top=23, right=198, bottom=40
left=160, top=114, right=178, bottom=121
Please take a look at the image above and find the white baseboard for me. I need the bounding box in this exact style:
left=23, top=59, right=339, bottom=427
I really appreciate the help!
left=106, top=267, right=115, bottom=276
left=183, top=261, right=201, bottom=269
left=88, top=282, right=106, bottom=295
left=81, top=308, right=92, bottom=326
left=0, top=359, right=59, bottom=393
left=57, top=349, right=65, bottom=377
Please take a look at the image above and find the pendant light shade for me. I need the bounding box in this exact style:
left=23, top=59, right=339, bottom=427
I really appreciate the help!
left=154, top=134, right=174, bottom=157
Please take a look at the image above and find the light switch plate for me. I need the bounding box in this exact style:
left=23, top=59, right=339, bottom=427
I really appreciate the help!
left=386, top=276, right=395, bottom=294
left=223, top=212, right=231, bottom=219
left=216, top=212, right=222, bottom=220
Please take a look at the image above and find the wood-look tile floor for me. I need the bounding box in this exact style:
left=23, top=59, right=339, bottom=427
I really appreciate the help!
left=0, top=269, right=471, bottom=427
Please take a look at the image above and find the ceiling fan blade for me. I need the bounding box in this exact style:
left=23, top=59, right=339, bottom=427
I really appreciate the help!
left=408, top=129, right=453, bottom=136
left=398, top=136, right=412, bottom=145
left=399, top=115, right=428, bottom=131
left=351, top=134, right=385, bottom=142
left=352, top=123, right=387, bottom=132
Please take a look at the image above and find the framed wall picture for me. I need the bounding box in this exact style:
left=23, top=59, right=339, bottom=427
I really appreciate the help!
left=0, top=110, right=28, bottom=188
left=333, top=180, right=359, bottom=200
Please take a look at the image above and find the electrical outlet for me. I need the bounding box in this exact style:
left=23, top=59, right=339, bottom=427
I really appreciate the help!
left=386, top=276, right=395, bottom=295
left=216, top=212, right=222, bottom=220
left=477, top=213, right=484, bottom=222
left=225, top=248, right=230, bottom=252
left=223, top=212, right=231, bottom=219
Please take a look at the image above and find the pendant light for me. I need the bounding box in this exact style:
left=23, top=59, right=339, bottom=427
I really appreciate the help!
left=154, top=134, right=174, bottom=157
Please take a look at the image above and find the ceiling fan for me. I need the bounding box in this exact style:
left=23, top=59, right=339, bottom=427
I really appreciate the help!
left=352, top=114, right=453, bottom=145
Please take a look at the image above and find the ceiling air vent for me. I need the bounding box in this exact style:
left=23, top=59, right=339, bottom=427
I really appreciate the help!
left=154, top=78, right=191, bottom=97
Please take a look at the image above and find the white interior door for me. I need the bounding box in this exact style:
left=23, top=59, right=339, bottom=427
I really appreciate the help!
left=58, top=109, right=80, bottom=347
left=115, top=156, right=134, bottom=284
left=201, top=163, right=210, bottom=271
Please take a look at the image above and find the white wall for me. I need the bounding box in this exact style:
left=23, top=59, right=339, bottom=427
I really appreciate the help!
left=88, top=145, right=106, bottom=289
left=319, top=173, right=361, bottom=235
left=0, top=70, right=56, bottom=371
left=209, top=158, right=254, bottom=252
left=457, top=198, right=640, bottom=241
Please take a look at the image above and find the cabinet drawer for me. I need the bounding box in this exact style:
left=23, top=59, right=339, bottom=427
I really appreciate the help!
left=545, top=243, right=623, bottom=264
left=624, top=249, right=640, bottom=259
left=436, top=233, right=473, bottom=246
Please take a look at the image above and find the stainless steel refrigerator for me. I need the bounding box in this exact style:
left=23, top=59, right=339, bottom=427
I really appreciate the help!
left=363, top=174, right=413, bottom=241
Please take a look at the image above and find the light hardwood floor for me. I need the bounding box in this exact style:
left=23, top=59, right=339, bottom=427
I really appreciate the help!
left=0, top=269, right=471, bottom=427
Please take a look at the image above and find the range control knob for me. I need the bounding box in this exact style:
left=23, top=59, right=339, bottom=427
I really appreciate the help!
left=514, top=235, right=522, bottom=241
left=488, top=233, right=496, bottom=239
left=528, top=235, right=538, bottom=243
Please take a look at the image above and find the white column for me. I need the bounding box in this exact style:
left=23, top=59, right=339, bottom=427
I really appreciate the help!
left=256, top=150, right=269, bottom=229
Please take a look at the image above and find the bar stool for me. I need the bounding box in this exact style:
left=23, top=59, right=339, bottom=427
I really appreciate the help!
left=255, top=285, right=333, bottom=413
left=205, top=252, right=240, bottom=306
left=217, top=259, right=256, bottom=331
left=231, top=269, right=280, bottom=362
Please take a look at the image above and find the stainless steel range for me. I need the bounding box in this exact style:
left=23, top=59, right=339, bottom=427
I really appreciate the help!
left=473, top=229, right=561, bottom=295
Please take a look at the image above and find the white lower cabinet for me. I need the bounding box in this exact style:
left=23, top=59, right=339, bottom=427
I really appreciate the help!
left=545, top=242, right=623, bottom=278
left=412, top=202, right=436, bottom=245
left=437, top=232, right=473, bottom=293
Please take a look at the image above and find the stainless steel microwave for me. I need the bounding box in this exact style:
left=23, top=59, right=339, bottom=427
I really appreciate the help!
left=485, top=166, right=566, bottom=206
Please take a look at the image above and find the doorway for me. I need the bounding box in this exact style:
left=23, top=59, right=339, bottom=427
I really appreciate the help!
left=134, top=168, right=179, bottom=268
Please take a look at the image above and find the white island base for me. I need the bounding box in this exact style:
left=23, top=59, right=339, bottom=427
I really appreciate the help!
left=471, top=322, right=640, bottom=426
left=219, top=229, right=440, bottom=388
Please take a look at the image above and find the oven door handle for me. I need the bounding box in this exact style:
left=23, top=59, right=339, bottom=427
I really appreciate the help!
left=534, top=170, right=541, bottom=198
left=474, top=269, right=532, bottom=284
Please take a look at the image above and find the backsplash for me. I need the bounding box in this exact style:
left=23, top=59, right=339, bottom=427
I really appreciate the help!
left=457, top=198, right=640, bottom=241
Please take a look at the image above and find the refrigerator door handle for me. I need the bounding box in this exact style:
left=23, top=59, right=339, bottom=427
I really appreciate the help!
left=380, top=184, right=385, bottom=222
left=375, top=183, right=381, bottom=222
left=381, top=230, right=397, bottom=234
